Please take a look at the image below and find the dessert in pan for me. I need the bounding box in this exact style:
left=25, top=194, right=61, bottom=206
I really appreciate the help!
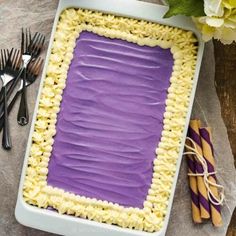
left=23, top=8, right=198, bottom=232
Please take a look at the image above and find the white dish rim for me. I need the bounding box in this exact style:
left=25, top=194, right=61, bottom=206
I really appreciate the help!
left=15, top=0, right=205, bottom=235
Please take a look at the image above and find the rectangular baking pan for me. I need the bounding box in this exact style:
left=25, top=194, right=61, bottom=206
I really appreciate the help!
left=15, top=0, right=204, bottom=235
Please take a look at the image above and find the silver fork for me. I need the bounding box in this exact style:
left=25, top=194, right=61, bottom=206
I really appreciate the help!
left=0, top=49, right=20, bottom=102
left=0, top=57, right=44, bottom=132
left=17, top=28, right=45, bottom=126
left=0, top=49, right=7, bottom=76
left=0, top=49, right=8, bottom=103
left=0, top=48, right=21, bottom=150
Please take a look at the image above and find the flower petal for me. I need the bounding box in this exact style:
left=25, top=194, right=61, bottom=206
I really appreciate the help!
left=224, top=19, right=236, bottom=28
left=223, top=0, right=236, bottom=9
left=206, top=17, right=224, bottom=27
left=204, top=0, right=224, bottom=16
left=194, top=0, right=236, bottom=44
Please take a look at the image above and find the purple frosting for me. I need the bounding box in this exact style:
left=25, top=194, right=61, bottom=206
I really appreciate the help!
left=47, top=31, right=173, bottom=208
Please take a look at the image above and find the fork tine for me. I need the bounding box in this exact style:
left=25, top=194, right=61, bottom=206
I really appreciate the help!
left=29, top=28, right=32, bottom=46
left=11, top=49, right=17, bottom=68
left=6, top=49, right=10, bottom=64
left=27, top=28, right=31, bottom=52
left=28, top=59, right=38, bottom=73
left=39, top=33, right=45, bottom=46
left=35, top=34, right=45, bottom=57
left=0, top=49, right=4, bottom=70
left=33, top=33, right=43, bottom=52
left=26, top=59, right=35, bottom=76
left=25, top=29, right=27, bottom=53
left=26, top=64, right=32, bottom=79
left=13, top=50, right=20, bottom=70
left=34, top=58, right=42, bottom=73
left=35, top=34, right=44, bottom=55
left=5, top=48, right=13, bottom=66
left=4, top=49, right=8, bottom=65
left=35, top=58, right=43, bottom=75
left=25, top=29, right=28, bottom=53
left=2, top=49, right=8, bottom=69
left=36, top=59, right=44, bottom=74
left=13, top=49, right=18, bottom=66
left=16, top=50, right=22, bottom=69
left=28, top=57, right=43, bottom=76
left=31, top=32, right=39, bottom=44
left=21, top=28, right=24, bottom=53
left=27, top=60, right=33, bottom=71
left=29, top=32, right=38, bottom=49
left=2, top=49, right=7, bottom=69
left=0, top=50, right=2, bottom=70
left=24, top=28, right=27, bottom=53
left=8, top=48, right=13, bottom=59
left=31, top=32, right=40, bottom=52
left=40, top=35, right=46, bottom=50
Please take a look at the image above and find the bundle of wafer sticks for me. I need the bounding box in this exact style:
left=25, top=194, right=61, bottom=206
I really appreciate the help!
left=184, top=119, right=224, bottom=227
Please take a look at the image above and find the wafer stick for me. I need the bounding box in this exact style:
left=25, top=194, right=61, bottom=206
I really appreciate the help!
left=185, top=139, right=202, bottom=223
left=199, top=127, right=223, bottom=227
left=188, top=120, right=210, bottom=219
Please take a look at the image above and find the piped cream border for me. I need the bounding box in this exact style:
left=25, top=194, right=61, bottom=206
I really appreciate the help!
left=23, top=8, right=198, bottom=233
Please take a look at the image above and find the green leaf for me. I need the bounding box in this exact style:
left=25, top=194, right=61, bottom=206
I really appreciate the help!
left=164, top=0, right=205, bottom=18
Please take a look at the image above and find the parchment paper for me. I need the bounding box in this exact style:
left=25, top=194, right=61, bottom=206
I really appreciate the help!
left=0, top=1, right=235, bottom=236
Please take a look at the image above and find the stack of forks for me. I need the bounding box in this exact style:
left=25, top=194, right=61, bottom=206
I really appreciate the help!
left=0, top=29, right=45, bottom=150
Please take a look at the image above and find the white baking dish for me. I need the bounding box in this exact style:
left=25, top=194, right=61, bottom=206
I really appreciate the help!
left=15, top=0, right=204, bottom=235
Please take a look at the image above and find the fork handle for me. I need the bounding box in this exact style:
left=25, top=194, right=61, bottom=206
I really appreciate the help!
left=0, top=79, right=14, bottom=106
left=0, top=78, right=15, bottom=103
left=0, top=87, right=4, bottom=103
left=2, top=86, right=11, bottom=150
left=17, top=69, right=29, bottom=126
left=0, top=67, right=23, bottom=118
left=0, top=91, right=20, bottom=132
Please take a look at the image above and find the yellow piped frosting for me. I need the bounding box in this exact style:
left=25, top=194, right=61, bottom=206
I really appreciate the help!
left=23, top=8, right=198, bottom=232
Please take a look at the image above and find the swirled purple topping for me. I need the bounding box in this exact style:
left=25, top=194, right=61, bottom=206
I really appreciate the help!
left=47, top=31, right=173, bottom=208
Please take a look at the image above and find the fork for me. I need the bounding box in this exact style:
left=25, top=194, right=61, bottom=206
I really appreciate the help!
left=0, top=49, right=8, bottom=87
left=17, top=28, right=45, bottom=126
left=0, top=49, right=20, bottom=103
left=0, top=48, right=21, bottom=150
left=0, top=57, right=44, bottom=132
left=0, top=49, right=8, bottom=106
left=0, top=49, right=22, bottom=120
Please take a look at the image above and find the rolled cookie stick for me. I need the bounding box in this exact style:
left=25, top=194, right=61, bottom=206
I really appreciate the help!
left=199, top=127, right=223, bottom=227
left=185, top=139, right=202, bottom=223
left=188, top=120, right=210, bottom=219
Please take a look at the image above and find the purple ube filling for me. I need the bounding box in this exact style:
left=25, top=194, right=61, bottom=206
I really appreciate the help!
left=47, top=31, right=174, bottom=208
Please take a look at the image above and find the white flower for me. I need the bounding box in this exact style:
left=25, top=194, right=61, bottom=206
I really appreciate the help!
left=204, top=0, right=224, bottom=17
left=194, top=0, right=236, bottom=44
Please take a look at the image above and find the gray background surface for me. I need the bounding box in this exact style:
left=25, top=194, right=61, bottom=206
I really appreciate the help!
left=0, top=1, right=235, bottom=236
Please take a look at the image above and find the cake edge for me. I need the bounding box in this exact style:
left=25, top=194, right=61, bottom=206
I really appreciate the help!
left=23, top=8, right=198, bottom=233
